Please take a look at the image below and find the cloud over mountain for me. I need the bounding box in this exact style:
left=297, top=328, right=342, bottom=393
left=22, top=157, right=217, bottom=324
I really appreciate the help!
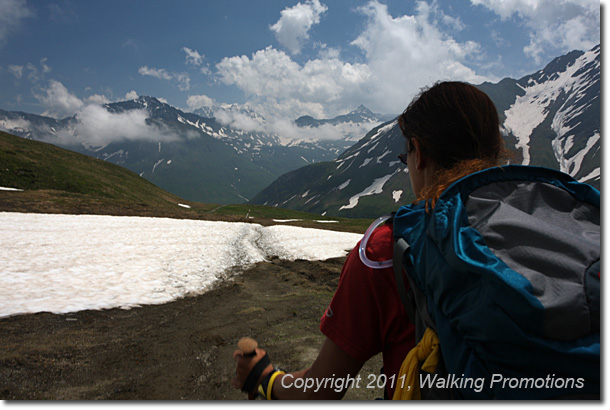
left=30, top=80, right=184, bottom=146
left=62, top=104, right=183, bottom=146
left=36, top=80, right=84, bottom=118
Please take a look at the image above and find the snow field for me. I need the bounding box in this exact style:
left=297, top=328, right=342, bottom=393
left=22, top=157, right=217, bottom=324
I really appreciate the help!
left=0, top=212, right=362, bottom=317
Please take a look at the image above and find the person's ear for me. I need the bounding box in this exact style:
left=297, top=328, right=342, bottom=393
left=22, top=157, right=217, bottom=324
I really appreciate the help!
left=411, top=138, right=427, bottom=170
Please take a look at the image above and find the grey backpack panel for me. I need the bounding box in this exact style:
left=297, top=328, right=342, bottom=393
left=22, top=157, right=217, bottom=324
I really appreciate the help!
left=465, top=180, right=600, bottom=340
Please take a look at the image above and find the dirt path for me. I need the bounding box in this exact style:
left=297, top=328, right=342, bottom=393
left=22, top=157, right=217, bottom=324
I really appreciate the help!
left=0, top=256, right=383, bottom=400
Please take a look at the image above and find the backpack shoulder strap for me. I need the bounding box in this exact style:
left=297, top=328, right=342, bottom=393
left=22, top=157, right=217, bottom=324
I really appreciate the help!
left=393, top=238, right=414, bottom=321
left=393, top=238, right=436, bottom=340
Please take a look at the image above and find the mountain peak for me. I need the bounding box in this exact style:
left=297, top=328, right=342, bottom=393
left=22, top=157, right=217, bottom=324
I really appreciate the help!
left=135, top=95, right=156, bottom=102
left=135, top=95, right=168, bottom=107
left=352, top=104, right=373, bottom=115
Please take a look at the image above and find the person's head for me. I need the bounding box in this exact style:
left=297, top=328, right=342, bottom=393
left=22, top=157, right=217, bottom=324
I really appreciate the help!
left=398, top=81, right=507, bottom=203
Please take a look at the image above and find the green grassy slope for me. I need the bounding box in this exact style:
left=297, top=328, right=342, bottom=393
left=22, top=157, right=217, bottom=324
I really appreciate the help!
left=0, top=130, right=200, bottom=217
left=0, top=131, right=371, bottom=233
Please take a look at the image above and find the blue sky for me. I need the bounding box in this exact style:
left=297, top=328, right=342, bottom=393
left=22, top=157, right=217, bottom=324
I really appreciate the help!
left=0, top=0, right=601, bottom=131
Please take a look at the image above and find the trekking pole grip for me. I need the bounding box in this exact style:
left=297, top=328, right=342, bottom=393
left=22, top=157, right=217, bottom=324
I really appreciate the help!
left=238, top=337, right=258, bottom=357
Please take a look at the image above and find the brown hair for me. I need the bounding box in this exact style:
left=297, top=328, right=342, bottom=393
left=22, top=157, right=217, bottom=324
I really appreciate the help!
left=398, top=81, right=509, bottom=207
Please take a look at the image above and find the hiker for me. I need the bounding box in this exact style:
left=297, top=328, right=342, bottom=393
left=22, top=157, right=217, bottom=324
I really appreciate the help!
left=231, top=81, right=509, bottom=400
left=232, top=81, right=600, bottom=399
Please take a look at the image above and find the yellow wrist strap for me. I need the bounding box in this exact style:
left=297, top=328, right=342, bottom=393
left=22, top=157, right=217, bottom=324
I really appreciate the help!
left=266, top=370, right=285, bottom=400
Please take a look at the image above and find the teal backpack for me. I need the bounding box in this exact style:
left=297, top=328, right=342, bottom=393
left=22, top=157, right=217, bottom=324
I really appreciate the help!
left=391, top=165, right=600, bottom=399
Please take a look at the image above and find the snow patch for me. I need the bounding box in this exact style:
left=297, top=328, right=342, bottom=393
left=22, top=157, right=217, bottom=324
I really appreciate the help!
left=152, top=158, right=164, bottom=173
left=0, top=213, right=361, bottom=317
left=578, top=167, right=600, bottom=183
left=376, top=149, right=391, bottom=163
left=337, top=179, right=351, bottom=190
left=272, top=219, right=303, bottom=223
left=553, top=132, right=600, bottom=177
left=370, top=122, right=395, bottom=140
left=339, top=170, right=398, bottom=210
left=360, top=158, right=372, bottom=168
left=392, top=190, right=403, bottom=203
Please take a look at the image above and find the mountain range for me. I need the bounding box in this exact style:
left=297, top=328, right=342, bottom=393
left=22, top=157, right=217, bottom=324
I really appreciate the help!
left=0, top=100, right=386, bottom=204
left=251, top=44, right=600, bottom=218
left=0, top=45, right=600, bottom=218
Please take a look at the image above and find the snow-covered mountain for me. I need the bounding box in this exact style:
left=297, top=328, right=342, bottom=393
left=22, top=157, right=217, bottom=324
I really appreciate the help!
left=295, top=104, right=391, bottom=128
left=480, top=44, right=600, bottom=183
left=0, top=99, right=383, bottom=204
left=251, top=45, right=600, bottom=218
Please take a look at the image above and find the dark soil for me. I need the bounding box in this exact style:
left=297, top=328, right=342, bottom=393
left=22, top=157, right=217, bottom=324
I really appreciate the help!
left=0, top=256, right=383, bottom=401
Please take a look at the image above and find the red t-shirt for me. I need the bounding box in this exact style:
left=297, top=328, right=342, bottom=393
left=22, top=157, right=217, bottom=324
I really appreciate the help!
left=320, top=222, right=415, bottom=398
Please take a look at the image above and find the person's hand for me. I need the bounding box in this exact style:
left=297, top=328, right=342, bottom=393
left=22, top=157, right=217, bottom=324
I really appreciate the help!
left=232, top=347, right=274, bottom=399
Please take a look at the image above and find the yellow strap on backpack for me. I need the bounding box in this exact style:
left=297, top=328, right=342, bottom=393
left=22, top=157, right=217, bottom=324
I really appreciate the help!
left=393, top=327, right=441, bottom=400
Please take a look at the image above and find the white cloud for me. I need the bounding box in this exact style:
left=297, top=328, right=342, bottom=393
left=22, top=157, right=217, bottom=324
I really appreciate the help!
left=270, top=0, right=328, bottom=55
left=40, top=57, right=51, bottom=73
left=183, top=47, right=204, bottom=65
left=138, top=66, right=190, bottom=91
left=216, top=46, right=372, bottom=118
left=214, top=109, right=266, bottom=133
left=32, top=81, right=184, bottom=146
left=470, top=0, right=600, bottom=63
left=441, top=13, right=466, bottom=32
left=226, top=47, right=367, bottom=102
left=216, top=1, right=489, bottom=121
left=59, top=104, right=183, bottom=146
left=35, top=79, right=84, bottom=118
left=351, top=1, right=488, bottom=111
left=24, top=62, right=40, bottom=82
left=138, top=66, right=173, bottom=81
left=272, top=118, right=379, bottom=142
left=8, top=64, right=23, bottom=79
left=5, top=59, right=51, bottom=83
left=186, top=94, right=216, bottom=110
left=85, top=94, right=111, bottom=105
left=0, top=0, right=32, bottom=47
left=0, top=115, right=31, bottom=133
left=125, top=90, right=138, bottom=100
left=315, top=42, right=341, bottom=59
